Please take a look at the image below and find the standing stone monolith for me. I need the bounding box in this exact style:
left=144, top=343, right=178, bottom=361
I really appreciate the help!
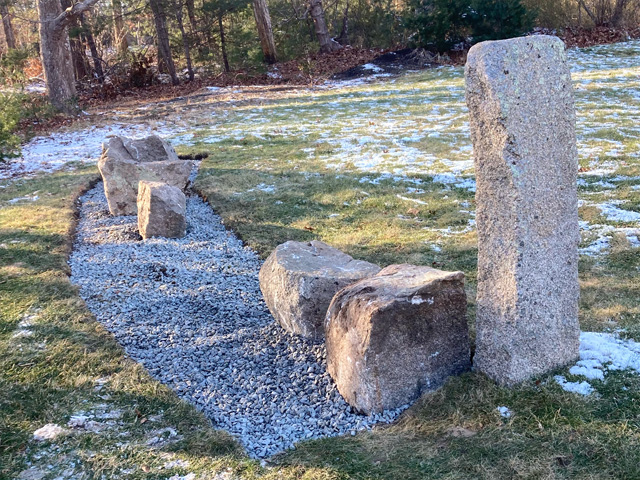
left=465, top=35, right=580, bottom=386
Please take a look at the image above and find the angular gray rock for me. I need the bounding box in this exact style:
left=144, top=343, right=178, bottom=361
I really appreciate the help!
left=259, top=241, right=381, bottom=339
left=465, top=35, right=580, bottom=386
left=98, top=135, right=191, bottom=216
left=325, top=264, right=470, bottom=414
left=137, top=181, right=187, bottom=239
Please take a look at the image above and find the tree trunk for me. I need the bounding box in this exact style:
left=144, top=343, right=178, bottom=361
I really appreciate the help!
left=611, top=0, right=629, bottom=27
left=336, top=0, right=348, bottom=46
left=174, top=0, right=194, bottom=81
left=149, top=0, right=179, bottom=85
left=37, top=0, right=78, bottom=113
left=218, top=14, right=229, bottom=73
left=61, top=0, right=90, bottom=81
left=0, top=2, right=15, bottom=50
left=309, top=0, right=340, bottom=53
left=80, top=14, right=104, bottom=82
left=185, top=0, right=197, bottom=32
left=252, top=0, right=277, bottom=64
left=112, top=0, right=129, bottom=54
left=578, top=0, right=599, bottom=25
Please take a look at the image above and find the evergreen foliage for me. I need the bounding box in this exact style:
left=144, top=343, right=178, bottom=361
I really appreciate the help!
left=405, top=0, right=535, bottom=52
left=0, top=93, right=22, bottom=162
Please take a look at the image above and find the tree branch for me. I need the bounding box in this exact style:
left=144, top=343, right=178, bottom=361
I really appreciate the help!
left=54, top=0, right=100, bottom=30
left=578, top=0, right=598, bottom=25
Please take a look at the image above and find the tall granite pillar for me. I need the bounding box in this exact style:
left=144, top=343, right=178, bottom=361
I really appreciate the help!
left=465, top=35, right=580, bottom=385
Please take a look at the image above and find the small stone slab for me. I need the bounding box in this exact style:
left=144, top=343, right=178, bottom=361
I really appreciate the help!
left=98, top=135, right=191, bottom=216
left=137, top=181, right=186, bottom=239
left=325, top=264, right=471, bottom=414
left=465, top=35, right=580, bottom=385
left=259, top=240, right=381, bottom=339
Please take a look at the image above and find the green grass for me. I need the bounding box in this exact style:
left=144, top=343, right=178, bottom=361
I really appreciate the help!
left=2, top=39, right=640, bottom=479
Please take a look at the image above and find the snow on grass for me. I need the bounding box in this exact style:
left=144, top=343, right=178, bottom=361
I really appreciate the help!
left=2, top=40, right=639, bottom=268
left=497, top=406, right=512, bottom=418
left=595, top=201, right=640, bottom=222
left=556, top=331, right=640, bottom=395
left=33, top=424, right=68, bottom=442
left=554, top=375, right=595, bottom=396
left=2, top=122, right=192, bottom=181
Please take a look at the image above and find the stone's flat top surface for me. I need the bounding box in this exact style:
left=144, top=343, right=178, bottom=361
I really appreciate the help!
left=103, top=135, right=180, bottom=163
left=70, top=183, right=405, bottom=459
left=378, top=263, right=464, bottom=285
left=138, top=180, right=171, bottom=190
left=272, top=240, right=379, bottom=276
left=345, top=264, right=465, bottom=302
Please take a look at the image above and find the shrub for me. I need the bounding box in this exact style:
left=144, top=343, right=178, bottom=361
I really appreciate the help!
left=0, top=48, right=31, bottom=86
left=0, top=93, right=23, bottom=163
left=405, top=0, right=535, bottom=52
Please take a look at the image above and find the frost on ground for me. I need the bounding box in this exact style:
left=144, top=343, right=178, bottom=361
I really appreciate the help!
left=555, top=331, right=640, bottom=395
left=497, top=406, right=512, bottom=418
left=32, top=424, right=68, bottom=442
left=5, top=39, right=639, bottom=255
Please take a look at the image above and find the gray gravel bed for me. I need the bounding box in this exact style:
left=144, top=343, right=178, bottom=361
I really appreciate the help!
left=69, top=183, right=406, bottom=458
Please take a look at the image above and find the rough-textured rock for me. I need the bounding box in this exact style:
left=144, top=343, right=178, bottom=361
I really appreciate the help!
left=325, top=264, right=470, bottom=414
left=98, top=136, right=191, bottom=216
left=137, top=181, right=186, bottom=239
left=259, top=241, right=381, bottom=338
left=465, top=35, right=580, bottom=386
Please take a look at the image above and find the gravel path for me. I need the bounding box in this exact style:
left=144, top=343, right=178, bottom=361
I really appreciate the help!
left=69, top=183, right=405, bottom=458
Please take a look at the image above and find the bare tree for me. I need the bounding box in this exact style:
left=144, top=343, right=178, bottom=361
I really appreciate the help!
left=174, top=0, right=194, bottom=81
left=218, top=13, right=230, bottom=72
left=0, top=0, right=16, bottom=50
left=149, top=0, right=179, bottom=85
left=252, top=0, right=277, bottom=63
left=80, top=13, right=104, bottom=82
left=112, top=0, right=129, bottom=54
left=611, top=0, right=631, bottom=27
left=309, top=0, right=340, bottom=53
left=185, top=0, right=197, bottom=32
left=60, top=0, right=89, bottom=81
left=579, top=0, right=632, bottom=27
left=36, top=0, right=100, bottom=113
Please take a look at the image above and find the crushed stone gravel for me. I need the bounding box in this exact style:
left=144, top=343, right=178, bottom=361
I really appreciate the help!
left=69, top=182, right=406, bottom=458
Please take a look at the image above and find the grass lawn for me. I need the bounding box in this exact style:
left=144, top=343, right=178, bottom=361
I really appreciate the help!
left=2, top=39, right=640, bottom=479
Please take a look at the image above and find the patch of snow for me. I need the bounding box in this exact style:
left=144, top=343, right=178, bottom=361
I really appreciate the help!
left=556, top=331, right=640, bottom=394
left=497, top=406, right=512, bottom=418
left=255, top=184, right=276, bottom=193
left=163, top=460, right=190, bottom=469
left=2, top=123, right=192, bottom=181
left=67, top=415, right=89, bottom=428
left=411, top=296, right=433, bottom=305
left=397, top=194, right=427, bottom=205
left=33, top=424, right=68, bottom=442
left=361, top=63, right=384, bottom=73
left=595, top=202, right=640, bottom=222
left=431, top=173, right=476, bottom=192
left=7, top=195, right=39, bottom=203
left=168, top=474, right=196, bottom=480
left=554, top=375, right=594, bottom=395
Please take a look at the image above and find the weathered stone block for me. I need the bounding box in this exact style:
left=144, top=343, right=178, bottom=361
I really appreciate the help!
left=98, top=135, right=191, bottom=216
left=259, top=241, right=381, bottom=338
left=465, top=35, right=580, bottom=385
left=325, top=264, right=470, bottom=414
left=137, top=181, right=187, bottom=239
